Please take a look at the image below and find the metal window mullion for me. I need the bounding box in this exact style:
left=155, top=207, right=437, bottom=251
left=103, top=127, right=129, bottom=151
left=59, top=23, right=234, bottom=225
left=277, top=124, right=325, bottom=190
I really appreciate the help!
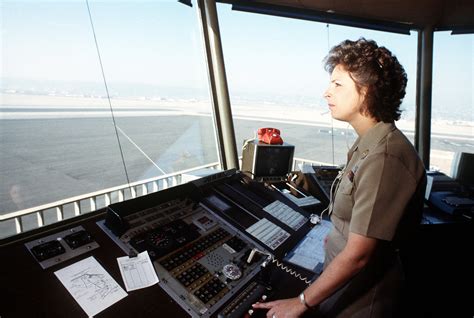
left=418, top=26, right=434, bottom=168
left=197, top=0, right=238, bottom=170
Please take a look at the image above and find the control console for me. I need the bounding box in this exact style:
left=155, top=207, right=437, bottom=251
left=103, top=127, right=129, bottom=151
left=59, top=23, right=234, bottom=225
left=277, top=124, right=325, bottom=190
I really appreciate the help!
left=99, top=180, right=270, bottom=318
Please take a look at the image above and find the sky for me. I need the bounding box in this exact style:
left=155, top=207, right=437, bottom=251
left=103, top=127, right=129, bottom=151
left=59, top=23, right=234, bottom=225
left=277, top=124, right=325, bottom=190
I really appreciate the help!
left=1, top=0, right=473, bottom=119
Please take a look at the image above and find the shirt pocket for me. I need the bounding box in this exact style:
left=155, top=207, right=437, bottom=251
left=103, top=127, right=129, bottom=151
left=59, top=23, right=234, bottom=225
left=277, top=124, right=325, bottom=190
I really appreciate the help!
left=338, top=177, right=354, bottom=195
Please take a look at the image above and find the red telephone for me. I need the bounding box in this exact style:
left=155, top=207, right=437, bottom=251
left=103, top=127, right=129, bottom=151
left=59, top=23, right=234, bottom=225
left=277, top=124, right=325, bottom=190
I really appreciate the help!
left=257, top=127, right=283, bottom=145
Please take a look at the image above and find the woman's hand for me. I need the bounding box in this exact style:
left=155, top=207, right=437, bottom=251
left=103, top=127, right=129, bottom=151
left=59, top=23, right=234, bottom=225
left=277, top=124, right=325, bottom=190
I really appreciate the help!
left=252, top=297, right=306, bottom=318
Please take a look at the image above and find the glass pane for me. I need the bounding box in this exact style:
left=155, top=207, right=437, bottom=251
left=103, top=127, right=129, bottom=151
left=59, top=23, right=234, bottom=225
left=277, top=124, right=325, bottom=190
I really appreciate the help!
left=1, top=1, right=218, bottom=239
left=328, top=26, right=418, bottom=146
left=88, top=1, right=218, bottom=183
left=217, top=4, right=417, bottom=167
left=1, top=2, right=128, bottom=238
left=431, top=32, right=473, bottom=175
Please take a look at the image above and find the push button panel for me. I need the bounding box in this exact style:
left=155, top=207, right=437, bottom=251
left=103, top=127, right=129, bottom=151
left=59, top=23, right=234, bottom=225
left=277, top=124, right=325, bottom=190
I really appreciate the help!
left=25, top=226, right=99, bottom=269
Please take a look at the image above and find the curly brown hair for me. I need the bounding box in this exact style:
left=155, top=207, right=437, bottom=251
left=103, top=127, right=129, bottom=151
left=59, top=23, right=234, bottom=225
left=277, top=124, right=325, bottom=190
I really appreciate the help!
left=324, top=38, right=407, bottom=122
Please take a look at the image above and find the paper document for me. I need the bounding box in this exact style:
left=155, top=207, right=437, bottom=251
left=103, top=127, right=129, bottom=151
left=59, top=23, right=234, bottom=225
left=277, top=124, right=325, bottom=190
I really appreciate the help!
left=54, top=256, right=127, bottom=317
left=117, top=251, right=159, bottom=291
left=284, top=220, right=333, bottom=273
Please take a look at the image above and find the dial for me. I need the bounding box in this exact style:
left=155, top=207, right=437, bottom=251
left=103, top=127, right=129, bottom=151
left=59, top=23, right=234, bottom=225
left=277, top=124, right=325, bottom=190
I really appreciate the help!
left=222, top=263, right=242, bottom=280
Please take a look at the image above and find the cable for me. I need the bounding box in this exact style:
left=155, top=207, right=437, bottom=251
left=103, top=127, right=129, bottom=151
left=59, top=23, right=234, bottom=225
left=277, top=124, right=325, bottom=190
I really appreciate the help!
left=115, top=126, right=167, bottom=175
left=323, top=168, right=345, bottom=218
left=85, top=0, right=131, bottom=189
left=247, top=248, right=312, bottom=286
left=312, top=167, right=345, bottom=223
left=269, top=256, right=312, bottom=285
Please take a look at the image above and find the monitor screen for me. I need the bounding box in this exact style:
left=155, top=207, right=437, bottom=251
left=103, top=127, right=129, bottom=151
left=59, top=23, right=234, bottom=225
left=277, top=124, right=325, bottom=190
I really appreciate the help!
left=254, top=146, right=294, bottom=178
left=241, top=140, right=295, bottom=180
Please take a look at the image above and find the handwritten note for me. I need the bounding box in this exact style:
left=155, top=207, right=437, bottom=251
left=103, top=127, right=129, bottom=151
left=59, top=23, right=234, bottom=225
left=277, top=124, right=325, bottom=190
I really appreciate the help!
left=117, top=251, right=159, bottom=291
left=54, top=256, right=127, bottom=317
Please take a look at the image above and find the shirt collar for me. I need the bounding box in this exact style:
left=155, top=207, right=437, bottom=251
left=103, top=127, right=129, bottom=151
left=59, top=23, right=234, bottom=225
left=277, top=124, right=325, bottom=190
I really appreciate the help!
left=356, top=121, right=396, bottom=154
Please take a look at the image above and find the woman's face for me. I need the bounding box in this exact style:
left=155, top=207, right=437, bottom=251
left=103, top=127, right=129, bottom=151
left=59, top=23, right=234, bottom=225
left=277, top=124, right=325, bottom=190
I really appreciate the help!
left=324, top=64, right=366, bottom=124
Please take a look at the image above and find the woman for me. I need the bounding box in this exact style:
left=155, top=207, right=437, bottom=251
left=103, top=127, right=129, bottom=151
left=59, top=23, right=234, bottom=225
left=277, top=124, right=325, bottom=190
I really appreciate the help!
left=253, top=38, right=426, bottom=318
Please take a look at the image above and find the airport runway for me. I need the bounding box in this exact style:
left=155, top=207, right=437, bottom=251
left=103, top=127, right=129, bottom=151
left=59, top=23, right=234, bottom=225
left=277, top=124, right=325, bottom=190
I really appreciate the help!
left=1, top=110, right=472, bottom=237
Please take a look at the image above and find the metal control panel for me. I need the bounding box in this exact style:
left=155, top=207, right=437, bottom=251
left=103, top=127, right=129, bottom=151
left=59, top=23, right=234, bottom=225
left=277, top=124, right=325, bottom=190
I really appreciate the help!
left=24, top=225, right=99, bottom=269
left=99, top=192, right=267, bottom=318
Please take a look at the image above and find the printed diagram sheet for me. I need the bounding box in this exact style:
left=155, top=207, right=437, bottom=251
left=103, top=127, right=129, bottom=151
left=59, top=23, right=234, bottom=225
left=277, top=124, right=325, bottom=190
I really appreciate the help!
left=54, top=256, right=127, bottom=317
left=117, top=251, right=159, bottom=291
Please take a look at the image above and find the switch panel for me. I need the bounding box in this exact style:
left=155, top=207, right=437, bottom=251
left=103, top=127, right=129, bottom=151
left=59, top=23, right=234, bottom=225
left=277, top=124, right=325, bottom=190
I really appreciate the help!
left=25, top=226, right=99, bottom=269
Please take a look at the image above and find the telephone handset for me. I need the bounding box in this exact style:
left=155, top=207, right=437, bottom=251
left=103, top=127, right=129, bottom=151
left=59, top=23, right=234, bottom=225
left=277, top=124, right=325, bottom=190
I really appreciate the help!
left=258, top=127, right=283, bottom=145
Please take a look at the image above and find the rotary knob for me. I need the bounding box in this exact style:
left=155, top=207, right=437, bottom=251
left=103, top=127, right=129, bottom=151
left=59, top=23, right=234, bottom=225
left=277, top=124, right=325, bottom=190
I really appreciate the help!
left=222, top=263, right=242, bottom=280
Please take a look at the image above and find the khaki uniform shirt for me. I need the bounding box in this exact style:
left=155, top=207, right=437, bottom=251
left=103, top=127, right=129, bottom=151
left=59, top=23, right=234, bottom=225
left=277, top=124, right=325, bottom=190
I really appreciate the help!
left=319, top=122, right=425, bottom=318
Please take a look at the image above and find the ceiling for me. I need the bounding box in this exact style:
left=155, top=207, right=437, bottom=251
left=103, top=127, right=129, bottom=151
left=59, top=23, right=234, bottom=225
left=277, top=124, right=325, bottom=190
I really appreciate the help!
left=223, top=0, right=474, bottom=32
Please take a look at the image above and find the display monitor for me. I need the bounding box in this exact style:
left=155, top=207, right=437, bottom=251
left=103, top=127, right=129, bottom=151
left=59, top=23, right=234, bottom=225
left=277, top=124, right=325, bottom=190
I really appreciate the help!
left=241, top=139, right=295, bottom=182
left=451, top=152, right=474, bottom=187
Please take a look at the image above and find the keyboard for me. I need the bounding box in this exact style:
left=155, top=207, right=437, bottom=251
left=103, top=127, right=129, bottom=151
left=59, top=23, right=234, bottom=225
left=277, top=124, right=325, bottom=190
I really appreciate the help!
left=246, top=218, right=290, bottom=250
left=282, top=192, right=321, bottom=207
left=263, top=200, right=307, bottom=230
